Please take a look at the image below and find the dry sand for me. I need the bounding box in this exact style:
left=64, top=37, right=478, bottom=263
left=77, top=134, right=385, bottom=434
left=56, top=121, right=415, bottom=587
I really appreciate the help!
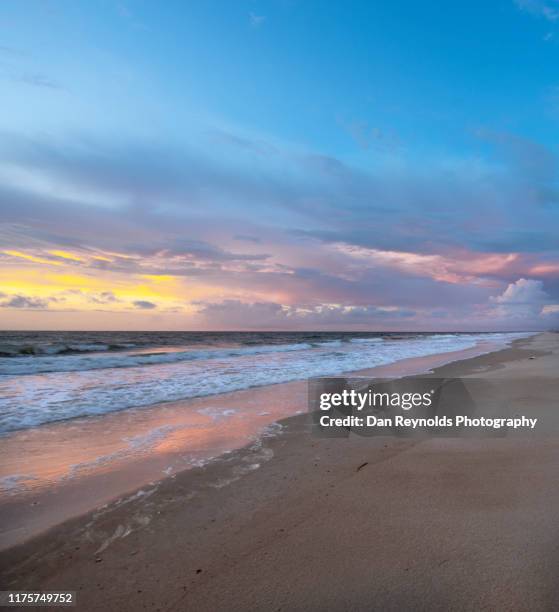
left=2, top=332, right=559, bottom=611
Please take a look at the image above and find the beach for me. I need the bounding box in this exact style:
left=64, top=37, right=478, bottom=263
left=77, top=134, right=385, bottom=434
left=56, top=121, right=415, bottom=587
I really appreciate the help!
left=0, top=331, right=519, bottom=550
left=1, top=332, right=558, bottom=611
left=2, top=3, right=558, bottom=609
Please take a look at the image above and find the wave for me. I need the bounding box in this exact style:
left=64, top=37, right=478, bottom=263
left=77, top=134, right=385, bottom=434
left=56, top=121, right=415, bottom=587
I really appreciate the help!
left=0, top=342, right=315, bottom=376
left=0, top=342, right=136, bottom=358
left=0, top=336, right=387, bottom=368
left=0, top=332, right=533, bottom=433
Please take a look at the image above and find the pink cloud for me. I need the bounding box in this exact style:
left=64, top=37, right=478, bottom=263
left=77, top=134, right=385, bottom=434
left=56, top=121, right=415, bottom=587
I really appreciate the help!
left=330, top=243, right=519, bottom=284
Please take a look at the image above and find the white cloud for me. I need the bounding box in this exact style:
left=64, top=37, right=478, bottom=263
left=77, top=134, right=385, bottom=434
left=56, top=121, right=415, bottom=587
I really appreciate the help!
left=492, top=278, right=548, bottom=304
left=490, top=278, right=550, bottom=319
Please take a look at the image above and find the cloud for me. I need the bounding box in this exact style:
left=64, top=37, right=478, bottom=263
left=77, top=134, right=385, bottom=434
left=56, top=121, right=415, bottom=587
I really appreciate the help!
left=117, top=2, right=132, bottom=19
left=88, top=291, right=120, bottom=304
left=492, top=278, right=548, bottom=304
left=196, top=300, right=416, bottom=330
left=0, top=66, right=63, bottom=90
left=490, top=278, right=550, bottom=319
left=133, top=300, right=157, bottom=310
left=477, top=129, right=557, bottom=184
left=249, top=12, right=266, bottom=27
left=15, top=73, right=62, bottom=90
left=542, top=304, right=559, bottom=315
left=338, top=117, right=400, bottom=153
left=208, top=129, right=277, bottom=156
left=0, top=128, right=558, bottom=330
left=116, top=2, right=148, bottom=31
left=234, top=234, right=261, bottom=243
left=1, top=295, right=49, bottom=309
left=1, top=129, right=557, bottom=262
left=0, top=45, right=26, bottom=57
left=198, top=300, right=284, bottom=327
left=156, top=239, right=269, bottom=262
left=331, top=243, right=519, bottom=284
left=515, top=0, right=559, bottom=20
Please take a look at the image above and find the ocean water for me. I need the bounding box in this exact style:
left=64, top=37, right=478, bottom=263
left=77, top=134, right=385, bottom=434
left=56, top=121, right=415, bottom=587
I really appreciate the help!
left=0, top=331, right=531, bottom=434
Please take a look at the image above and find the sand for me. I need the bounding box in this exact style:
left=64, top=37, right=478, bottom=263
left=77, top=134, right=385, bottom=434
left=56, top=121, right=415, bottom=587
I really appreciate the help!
left=2, top=332, right=559, bottom=611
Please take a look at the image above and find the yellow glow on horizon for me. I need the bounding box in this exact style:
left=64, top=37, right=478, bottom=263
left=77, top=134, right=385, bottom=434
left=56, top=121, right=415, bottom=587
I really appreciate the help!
left=0, top=261, right=263, bottom=321
left=0, top=267, right=226, bottom=301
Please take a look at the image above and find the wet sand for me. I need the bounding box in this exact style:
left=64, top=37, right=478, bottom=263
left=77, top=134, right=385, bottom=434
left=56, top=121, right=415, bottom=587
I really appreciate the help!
left=2, top=332, right=559, bottom=611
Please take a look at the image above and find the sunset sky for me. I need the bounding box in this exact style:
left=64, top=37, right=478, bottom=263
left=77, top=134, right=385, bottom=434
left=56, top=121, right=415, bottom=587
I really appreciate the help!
left=1, top=0, right=558, bottom=330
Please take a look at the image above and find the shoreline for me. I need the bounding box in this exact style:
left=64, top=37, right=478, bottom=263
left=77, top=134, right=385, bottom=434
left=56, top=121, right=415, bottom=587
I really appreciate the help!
left=0, top=335, right=529, bottom=551
left=2, top=332, right=557, bottom=610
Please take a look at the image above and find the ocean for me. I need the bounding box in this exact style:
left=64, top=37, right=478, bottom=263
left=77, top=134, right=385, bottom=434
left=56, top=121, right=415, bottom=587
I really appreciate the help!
left=0, top=330, right=531, bottom=434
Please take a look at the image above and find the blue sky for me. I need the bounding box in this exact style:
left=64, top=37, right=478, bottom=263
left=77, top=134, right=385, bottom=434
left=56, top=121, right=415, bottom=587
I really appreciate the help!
left=2, top=1, right=557, bottom=152
left=0, top=0, right=558, bottom=330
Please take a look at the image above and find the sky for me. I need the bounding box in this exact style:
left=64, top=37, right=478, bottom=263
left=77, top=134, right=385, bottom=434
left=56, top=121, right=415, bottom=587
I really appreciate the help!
left=0, top=0, right=558, bottom=331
